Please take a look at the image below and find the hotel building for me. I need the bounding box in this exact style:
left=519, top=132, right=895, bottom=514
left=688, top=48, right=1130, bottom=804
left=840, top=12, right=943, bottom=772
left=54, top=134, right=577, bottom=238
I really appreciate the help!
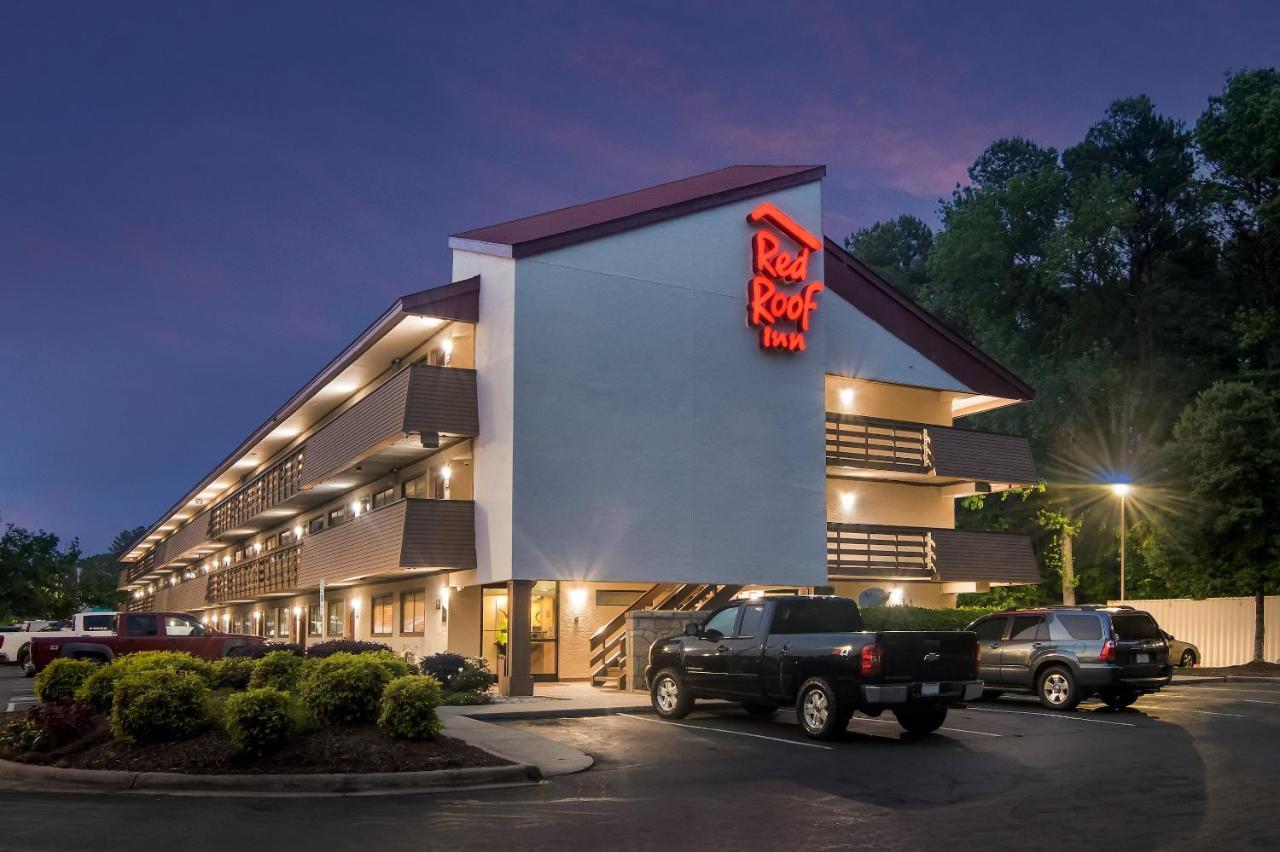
left=118, top=165, right=1038, bottom=695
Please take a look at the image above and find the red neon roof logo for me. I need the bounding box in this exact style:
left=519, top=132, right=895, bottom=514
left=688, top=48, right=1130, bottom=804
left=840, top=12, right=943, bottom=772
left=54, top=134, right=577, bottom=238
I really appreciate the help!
left=745, top=202, right=823, bottom=353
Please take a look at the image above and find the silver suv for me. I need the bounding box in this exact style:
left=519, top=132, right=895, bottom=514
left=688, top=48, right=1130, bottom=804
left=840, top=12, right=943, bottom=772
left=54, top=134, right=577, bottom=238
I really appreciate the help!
left=965, top=606, right=1174, bottom=710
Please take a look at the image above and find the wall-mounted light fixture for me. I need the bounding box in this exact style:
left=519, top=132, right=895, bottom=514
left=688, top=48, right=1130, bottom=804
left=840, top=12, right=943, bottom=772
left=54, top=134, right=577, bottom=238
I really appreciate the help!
left=839, top=387, right=856, bottom=410
left=840, top=491, right=856, bottom=513
left=568, top=586, right=588, bottom=611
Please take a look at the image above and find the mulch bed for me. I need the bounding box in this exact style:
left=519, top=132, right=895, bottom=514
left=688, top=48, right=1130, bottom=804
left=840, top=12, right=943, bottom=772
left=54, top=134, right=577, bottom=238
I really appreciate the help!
left=1186, top=661, right=1280, bottom=678
left=0, top=714, right=510, bottom=775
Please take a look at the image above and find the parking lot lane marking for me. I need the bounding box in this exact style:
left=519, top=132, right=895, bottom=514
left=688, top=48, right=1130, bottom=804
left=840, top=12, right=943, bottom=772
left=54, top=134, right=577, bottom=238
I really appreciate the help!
left=1175, top=686, right=1280, bottom=696
left=847, top=716, right=1003, bottom=738
left=962, top=707, right=1136, bottom=727
left=1241, top=698, right=1280, bottom=706
left=1135, top=702, right=1248, bottom=718
left=615, top=713, right=834, bottom=750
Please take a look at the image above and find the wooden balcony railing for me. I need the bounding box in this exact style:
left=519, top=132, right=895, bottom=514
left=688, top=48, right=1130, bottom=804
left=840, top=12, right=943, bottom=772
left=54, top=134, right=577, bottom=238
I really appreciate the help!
left=825, top=414, right=931, bottom=474
left=827, top=523, right=936, bottom=579
left=125, top=593, right=155, bottom=612
left=208, top=449, right=306, bottom=539
left=206, top=543, right=301, bottom=604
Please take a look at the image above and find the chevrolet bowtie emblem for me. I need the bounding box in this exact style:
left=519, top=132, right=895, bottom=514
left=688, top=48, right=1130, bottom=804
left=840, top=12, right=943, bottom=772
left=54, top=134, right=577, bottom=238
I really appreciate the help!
left=923, top=652, right=941, bottom=663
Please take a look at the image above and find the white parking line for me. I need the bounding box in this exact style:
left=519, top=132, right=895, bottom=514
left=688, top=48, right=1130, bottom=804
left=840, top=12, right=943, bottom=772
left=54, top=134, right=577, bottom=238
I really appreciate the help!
left=616, top=713, right=835, bottom=750
left=1241, top=698, right=1280, bottom=706
left=1135, top=702, right=1248, bottom=718
left=1174, top=686, right=1280, bottom=696
left=962, top=706, right=1136, bottom=727
left=847, top=716, right=1003, bottom=738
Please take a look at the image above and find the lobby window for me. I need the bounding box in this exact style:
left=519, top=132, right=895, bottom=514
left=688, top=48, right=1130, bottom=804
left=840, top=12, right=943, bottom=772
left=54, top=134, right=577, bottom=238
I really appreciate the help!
left=401, top=592, right=426, bottom=636
left=327, top=600, right=344, bottom=636
left=307, top=516, right=325, bottom=535
left=372, top=595, right=394, bottom=636
left=308, top=603, right=323, bottom=636
left=403, top=475, right=426, bottom=499
left=372, top=486, right=394, bottom=510
left=328, top=506, right=347, bottom=527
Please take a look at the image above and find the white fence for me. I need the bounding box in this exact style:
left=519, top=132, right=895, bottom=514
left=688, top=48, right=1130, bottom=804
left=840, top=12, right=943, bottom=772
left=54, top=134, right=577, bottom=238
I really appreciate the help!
left=1108, top=596, right=1280, bottom=668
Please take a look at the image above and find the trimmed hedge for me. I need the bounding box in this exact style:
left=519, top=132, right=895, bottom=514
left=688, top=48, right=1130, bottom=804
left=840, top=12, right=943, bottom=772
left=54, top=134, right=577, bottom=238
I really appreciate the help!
left=77, top=651, right=214, bottom=712
left=34, top=659, right=99, bottom=703
left=250, top=651, right=304, bottom=692
left=860, top=605, right=994, bottom=632
left=228, top=642, right=303, bottom=660
left=298, top=653, right=392, bottom=726
left=224, top=688, right=294, bottom=756
left=366, top=650, right=414, bottom=683
left=209, top=657, right=257, bottom=690
left=442, top=690, right=493, bottom=706
left=304, top=639, right=392, bottom=659
left=110, top=669, right=210, bottom=744
left=378, top=675, right=443, bottom=740
left=420, top=653, right=495, bottom=694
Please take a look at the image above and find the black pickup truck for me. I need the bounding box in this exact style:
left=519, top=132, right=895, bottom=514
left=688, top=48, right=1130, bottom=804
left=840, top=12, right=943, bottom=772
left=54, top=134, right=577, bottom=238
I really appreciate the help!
left=647, top=595, right=981, bottom=739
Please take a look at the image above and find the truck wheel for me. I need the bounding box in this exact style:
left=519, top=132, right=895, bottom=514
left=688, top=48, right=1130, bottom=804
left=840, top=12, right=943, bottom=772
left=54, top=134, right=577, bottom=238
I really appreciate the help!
left=1036, top=665, right=1080, bottom=711
left=742, top=703, right=778, bottom=717
left=796, top=677, right=850, bottom=740
left=650, top=669, right=694, bottom=719
left=894, top=704, right=948, bottom=736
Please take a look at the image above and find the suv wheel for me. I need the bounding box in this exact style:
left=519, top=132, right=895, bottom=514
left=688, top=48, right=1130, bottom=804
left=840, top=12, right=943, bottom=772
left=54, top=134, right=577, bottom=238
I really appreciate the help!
left=1036, top=665, right=1080, bottom=710
left=894, top=704, right=948, bottom=736
left=650, top=668, right=694, bottom=719
left=796, top=677, right=851, bottom=740
left=1179, top=650, right=1196, bottom=668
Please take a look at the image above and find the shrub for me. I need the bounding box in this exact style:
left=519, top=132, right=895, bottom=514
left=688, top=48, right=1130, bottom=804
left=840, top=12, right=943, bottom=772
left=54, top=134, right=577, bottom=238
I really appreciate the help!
left=223, top=688, right=294, bottom=756
left=304, top=639, right=392, bottom=659
left=250, top=651, right=304, bottom=692
left=30, top=700, right=96, bottom=747
left=228, top=642, right=303, bottom=660
left=109, top=669, right=210, bottom=744
left=442, top=690, right=493, bottom=706
left=366, top=650, right=414, bottom=683
left=298, top=653, right=390, bottom=726
left=209, top=657, right=257, bottom=690
left=0, top=718, right=47, bottom=752
left=378, top=675, right=443, bottom=740
left=34, top=658, right=99, bottom=703
left=420, top=653, right=495, bottom=694
left=77, top=651, right=214, bottom=712
left=859, top=606, right=994, bottom=632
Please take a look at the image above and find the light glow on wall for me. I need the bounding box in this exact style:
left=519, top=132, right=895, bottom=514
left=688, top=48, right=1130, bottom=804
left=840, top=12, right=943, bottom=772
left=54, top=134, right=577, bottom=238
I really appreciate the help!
left=568, top=586, right=588, bottom=611
left=840, top=491, right=856, bottom=513
left=888, top=587, right=904, bottom=607
left=839, top=388, right=855, bottom=409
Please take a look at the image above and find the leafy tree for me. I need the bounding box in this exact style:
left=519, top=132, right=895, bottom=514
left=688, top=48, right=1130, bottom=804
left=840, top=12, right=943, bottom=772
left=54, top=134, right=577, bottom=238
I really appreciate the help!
left=1155, top=382, right=1280, bottom=661
left=1197, top=68, right=1280, bottom=373
left=74, top=525, right=145, bottom=611
left=0, top=523, right=80, bottom=622
left=844, top=214, right=934, bottom=297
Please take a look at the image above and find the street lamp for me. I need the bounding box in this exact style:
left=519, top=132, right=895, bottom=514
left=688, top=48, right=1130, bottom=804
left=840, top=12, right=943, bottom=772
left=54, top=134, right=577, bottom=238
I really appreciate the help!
left=1111, top=483, right=1132, bottom=601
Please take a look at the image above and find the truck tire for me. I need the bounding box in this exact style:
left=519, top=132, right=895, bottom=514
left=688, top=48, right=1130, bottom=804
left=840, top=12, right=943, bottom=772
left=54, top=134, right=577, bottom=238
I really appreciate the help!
left=894, top=703, right=948, bottom=735
left=650, top=668, right=694, bottom=719
left=796, top=677, right=851, bottom=740
left=1036, top=665, right=1081, bottom=711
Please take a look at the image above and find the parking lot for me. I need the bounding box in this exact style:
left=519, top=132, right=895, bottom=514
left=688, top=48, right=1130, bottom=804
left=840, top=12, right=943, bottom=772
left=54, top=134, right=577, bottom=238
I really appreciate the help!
left=0, top=664, right=1277, bottom=851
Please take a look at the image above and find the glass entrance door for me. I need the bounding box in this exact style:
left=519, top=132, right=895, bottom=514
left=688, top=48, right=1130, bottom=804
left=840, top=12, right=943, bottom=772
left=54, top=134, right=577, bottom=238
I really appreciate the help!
left=480, top=582, right=559, bottom=682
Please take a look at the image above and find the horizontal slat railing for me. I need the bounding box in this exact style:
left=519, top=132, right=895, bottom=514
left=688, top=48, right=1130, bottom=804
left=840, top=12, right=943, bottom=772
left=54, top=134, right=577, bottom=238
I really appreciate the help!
left=825, top=414, right=931, bottom=474
left=827, top=523, right=936, bottom=579
left=209, top=449, right=306, bottom=539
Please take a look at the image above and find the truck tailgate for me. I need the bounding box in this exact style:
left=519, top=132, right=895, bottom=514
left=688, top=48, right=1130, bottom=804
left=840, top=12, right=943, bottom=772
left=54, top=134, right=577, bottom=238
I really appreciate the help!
left=876, top=631, right=977, bottom=682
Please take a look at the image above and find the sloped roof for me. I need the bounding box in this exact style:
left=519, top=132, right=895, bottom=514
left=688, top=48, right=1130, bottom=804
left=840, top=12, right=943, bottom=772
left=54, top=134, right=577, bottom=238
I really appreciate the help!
left=823, top=239, right=1034, bottom=401
left=451, top=165, right=825, bottom=258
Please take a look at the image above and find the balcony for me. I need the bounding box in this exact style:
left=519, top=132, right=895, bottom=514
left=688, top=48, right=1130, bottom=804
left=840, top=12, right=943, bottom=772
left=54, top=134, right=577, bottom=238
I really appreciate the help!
left=297, top=498, right=476, bottom=587
left=827, top=523, right=1038, bottom=584
left=206, top=543, right=302, bottom=605
left=826, top=414, right=1036, bottom=487
left=209, top=450, right=305, bottom=539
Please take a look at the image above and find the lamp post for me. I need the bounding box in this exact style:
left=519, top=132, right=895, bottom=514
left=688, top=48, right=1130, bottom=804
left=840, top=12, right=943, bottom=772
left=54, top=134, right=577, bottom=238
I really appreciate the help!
left=1111, top=483, right=1132, bottom=601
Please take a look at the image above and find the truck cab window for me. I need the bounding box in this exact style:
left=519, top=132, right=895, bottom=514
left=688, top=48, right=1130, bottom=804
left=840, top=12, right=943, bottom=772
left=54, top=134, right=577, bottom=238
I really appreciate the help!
left=125, top=615, right=158, bottom=636
left=165, top=615, right=204, bottom=636
left=736, top=604, right=766, bottom=638
left=701, top=606, right=739, bottom=640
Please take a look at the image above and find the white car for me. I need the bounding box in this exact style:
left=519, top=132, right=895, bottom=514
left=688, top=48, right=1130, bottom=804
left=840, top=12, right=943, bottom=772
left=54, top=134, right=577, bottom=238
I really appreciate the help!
left=1, top=612, right=117, bottom=676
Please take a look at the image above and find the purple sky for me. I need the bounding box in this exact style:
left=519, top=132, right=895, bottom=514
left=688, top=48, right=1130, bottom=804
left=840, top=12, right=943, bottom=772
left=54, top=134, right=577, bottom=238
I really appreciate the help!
left=3, top=2, right=1277, bottom=554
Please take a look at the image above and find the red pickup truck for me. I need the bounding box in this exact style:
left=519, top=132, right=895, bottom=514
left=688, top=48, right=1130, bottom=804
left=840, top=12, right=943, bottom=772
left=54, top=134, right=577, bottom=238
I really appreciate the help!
left=29, top=611, right=266, bottom=673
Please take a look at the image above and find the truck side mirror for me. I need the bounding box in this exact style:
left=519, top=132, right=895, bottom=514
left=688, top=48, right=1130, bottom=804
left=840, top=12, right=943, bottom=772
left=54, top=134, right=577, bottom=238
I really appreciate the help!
left=684, top=622, right=701, bottom=637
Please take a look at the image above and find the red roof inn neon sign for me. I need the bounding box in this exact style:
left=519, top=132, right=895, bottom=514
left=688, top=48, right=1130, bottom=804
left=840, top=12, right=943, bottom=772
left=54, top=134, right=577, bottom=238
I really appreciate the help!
left=745, top=202, right=824, bottom=353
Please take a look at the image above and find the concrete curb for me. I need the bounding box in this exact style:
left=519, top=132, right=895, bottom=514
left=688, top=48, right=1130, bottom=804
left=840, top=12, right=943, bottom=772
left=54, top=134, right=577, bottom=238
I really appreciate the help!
left=0, top=756, right=539, bottom=796
left=455, top=704, right=654, bottom=722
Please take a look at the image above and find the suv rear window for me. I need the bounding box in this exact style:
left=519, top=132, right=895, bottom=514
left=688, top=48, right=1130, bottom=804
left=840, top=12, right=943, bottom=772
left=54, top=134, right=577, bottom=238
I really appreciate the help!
left=82, top=614, right=114, bottom=631
left=1050, top=614, right=1103, bottom=641
left=771, top=599, right=863, bottom=634
left=1111, top=613, right=1162, bottom=641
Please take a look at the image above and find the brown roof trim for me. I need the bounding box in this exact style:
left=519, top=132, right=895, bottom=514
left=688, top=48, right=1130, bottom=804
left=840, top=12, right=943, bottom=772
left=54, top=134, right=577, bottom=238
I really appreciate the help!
left=452, top=165, right=826, bottom=258
left=123, top=279, right=479, bottom=562
left=822, top=239, right=1034, bottom=401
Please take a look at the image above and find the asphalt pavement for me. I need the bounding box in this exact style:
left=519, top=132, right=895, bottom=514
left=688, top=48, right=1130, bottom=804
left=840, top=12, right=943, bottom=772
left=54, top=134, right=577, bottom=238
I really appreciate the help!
left=1, top=664, right=1277, bottom=851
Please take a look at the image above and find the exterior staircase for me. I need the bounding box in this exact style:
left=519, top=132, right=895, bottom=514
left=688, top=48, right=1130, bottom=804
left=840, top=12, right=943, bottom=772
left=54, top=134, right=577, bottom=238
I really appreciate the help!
left=589, top=582, right=743, bottom=689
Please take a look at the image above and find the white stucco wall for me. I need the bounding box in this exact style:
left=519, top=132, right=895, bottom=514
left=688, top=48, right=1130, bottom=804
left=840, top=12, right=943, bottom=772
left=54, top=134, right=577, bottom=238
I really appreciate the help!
left=507, top=181, right=829, bottom=586
left=452, top=251, right=516, bottom=584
